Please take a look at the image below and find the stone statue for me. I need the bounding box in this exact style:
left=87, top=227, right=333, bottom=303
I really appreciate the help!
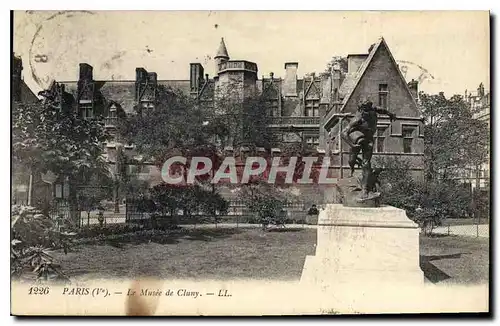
left=339, top=99, right=396, bottom=205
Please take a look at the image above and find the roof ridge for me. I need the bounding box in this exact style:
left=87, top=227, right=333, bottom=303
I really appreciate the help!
left=339, top=38, right=383, bottom=110
left=57, top=79, right=192, bottom=83
left=339, top=38, right=419, bottom=112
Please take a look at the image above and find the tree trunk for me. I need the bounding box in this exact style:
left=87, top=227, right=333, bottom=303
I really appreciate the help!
left=113, top=183, right=120, bottom=213
left=475, top=164, right=481, bottom=223
left=27, top=171, right=33, bottom=206
left=67, top=176, right=79, bottom=227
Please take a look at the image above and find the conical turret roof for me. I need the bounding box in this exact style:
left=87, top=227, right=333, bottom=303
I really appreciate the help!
left=215, top=37, right=229, bottom=59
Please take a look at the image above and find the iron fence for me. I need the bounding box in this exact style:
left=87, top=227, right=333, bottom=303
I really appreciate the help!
left=68, top=198, right=320, bottom=229
left=431, top=217, right=490, bottom=238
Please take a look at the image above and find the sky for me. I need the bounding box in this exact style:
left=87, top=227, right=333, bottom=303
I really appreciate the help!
left=13, top=10, right=490, bottom=96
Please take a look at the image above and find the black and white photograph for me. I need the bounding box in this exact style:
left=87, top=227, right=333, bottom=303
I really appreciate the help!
left=10, top=10, right=490, bottom=316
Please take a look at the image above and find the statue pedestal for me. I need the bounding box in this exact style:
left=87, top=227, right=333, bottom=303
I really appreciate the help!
left=301, top=204, right=424, bottom=289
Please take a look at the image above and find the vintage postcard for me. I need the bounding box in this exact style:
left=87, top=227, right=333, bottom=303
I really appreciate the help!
left=11, top=10, right=490, bottom=316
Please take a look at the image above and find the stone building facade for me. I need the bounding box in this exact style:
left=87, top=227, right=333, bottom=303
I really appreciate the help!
left=14, top=37, right=425, bottom=206
left=463, top=83, right=490, bottom=191
left=322, top=38, right=424, bottom=184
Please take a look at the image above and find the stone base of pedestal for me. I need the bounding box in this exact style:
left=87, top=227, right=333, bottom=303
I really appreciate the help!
left=305, top=214, right=319, bottom=225
left=300, top=204, right=424, bottom=289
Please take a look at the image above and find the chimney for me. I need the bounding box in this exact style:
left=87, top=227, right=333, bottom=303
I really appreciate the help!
left=283, top=62, right=298, bottom=96
left=135, top=67, right=148, bottom=100
left=320, top=72, right=331, bottom=104
left=478, top=83, right=485, bottom=97
left=136, top=67, right=147, bottom=82
left=347, top=54, right=368, bottom=74
left=408, top=79, right=419, bottom=101
left=190, top=63, right=204, bottom=93
left=79, top=63, right=93, bottom=81
left=147, top=72, right=158, bottom=85
left=331, top=68, right=342, bottom=101
left=12, top=53, right=23, bottom=102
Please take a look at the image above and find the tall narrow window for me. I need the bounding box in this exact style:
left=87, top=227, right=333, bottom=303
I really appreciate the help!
left=402, top=126, right=416, bottom=153
left=305, top=136, right=319, bottom=147
left=129, top=165, right=138, bottom=175
left=333, top=137, right=340, bottom=153
left=79, top=102, right=93, bottom=118
left=109, top=107, right=117, bottom=118
left=268, top=99, right=280, bottom=116
left=379, top=84, right=388, bottom=108
left=107, top=106, right=117, bottom=127
left=305, top=99, right=320, bottom=117
left=375, top=126, right=387, bottom=153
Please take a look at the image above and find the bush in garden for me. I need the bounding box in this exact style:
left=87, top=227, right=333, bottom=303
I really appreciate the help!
left=238, top=182, right=288, bottom=230
left=11, top=205, right=76, bottom=283
left=147, top=183, right=229, bottom=227
left=76, top=223, right=144, bottom=238
left=377, top=157, right=476, bottom=235
left=409, top=179, right=473, bottom=234
left=472, top=188, right=490, bottom=220
left=199, top=190, right=230, bottom=225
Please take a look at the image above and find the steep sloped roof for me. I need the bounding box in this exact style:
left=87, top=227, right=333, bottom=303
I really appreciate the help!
left=20, top=80, right=39, bottom=103
left=215, top=37, right=229, bottom=59
left=339, top=37, right=419, bottom=112
left=59, top=79, right=191, bottom=113
left=338, top=73, right=357, bottom=99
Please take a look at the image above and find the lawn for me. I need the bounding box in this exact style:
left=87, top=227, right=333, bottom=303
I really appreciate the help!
left=53, top=227, right=489, bottom=285
left=54, top=227, right=317, bottom=281
left=420, top=234, right=489, bottom=284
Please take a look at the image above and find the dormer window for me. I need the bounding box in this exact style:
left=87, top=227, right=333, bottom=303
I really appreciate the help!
left=79, top=100, right=93, bottom=118
left=109, top=105, right=117, bottom=118
left=305, top=99, right=320, bottom=117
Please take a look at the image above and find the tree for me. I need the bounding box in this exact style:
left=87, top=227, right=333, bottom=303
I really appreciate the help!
left=212, top=88, right=278, bottom=149
left=375, top=156, right=418, bottom=213
left=324, top=56, right=348, bottom=74
left=119, top=85, right=223, bottom=166
left=77, top=171, right=113, bottom=226
left=420, top=92, right=489, bottom=182
left=12, top=98, right=110, bottom=223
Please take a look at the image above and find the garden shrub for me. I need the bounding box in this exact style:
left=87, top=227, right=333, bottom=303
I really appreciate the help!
left=11, top=205, right=76, bottom=282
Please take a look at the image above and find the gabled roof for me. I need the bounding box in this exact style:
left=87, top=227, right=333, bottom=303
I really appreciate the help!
left=339, top=37, right=419, bottom=112
left=215, top=37, right=229, bottom=59
left=59, top=80, right=191, bottom=113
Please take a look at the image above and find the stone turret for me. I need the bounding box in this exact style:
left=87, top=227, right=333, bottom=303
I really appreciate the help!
left=214, top=37, right=230, bottom=76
